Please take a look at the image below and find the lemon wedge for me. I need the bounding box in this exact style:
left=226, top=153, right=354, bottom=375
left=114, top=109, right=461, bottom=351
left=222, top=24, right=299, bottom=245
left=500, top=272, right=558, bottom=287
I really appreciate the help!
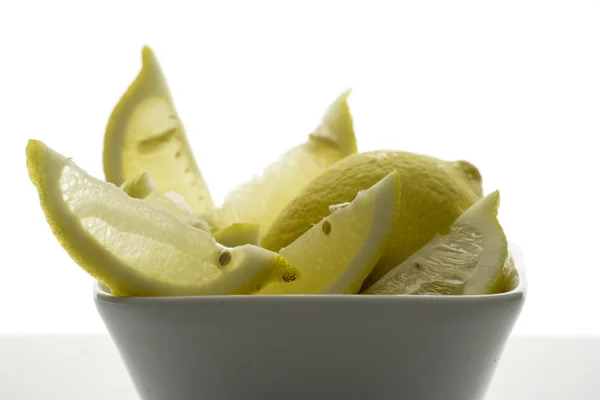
left=120, top=172, right=211, bottom=231
left=213, top=89, right=357, bottom=233
left=213, top=223, right=260, bottom=247
left=103, top=46, right=214, bottom=215
left=363, top=191, right=509, bottom=295
left=258, top=171, right=400, bottom=294
left=27, top=140, right=296, bottom=296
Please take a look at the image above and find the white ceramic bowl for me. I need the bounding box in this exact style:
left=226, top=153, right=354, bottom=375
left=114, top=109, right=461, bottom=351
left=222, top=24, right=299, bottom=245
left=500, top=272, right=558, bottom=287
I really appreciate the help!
left=94, top=248, right=526, bottom=400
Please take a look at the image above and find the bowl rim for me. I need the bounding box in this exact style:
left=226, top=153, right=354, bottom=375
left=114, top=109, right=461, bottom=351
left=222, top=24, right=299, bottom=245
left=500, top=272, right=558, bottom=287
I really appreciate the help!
left=93, top=244, right=527, bottom=305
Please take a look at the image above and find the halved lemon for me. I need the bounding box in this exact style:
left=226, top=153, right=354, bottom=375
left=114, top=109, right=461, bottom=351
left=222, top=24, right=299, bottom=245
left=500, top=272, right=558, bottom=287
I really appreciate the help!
left=27, top=140, right=296, bottom=297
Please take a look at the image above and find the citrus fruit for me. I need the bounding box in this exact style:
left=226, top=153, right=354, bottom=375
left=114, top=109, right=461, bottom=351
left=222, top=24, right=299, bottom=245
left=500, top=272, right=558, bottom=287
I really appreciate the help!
left=364, top=191, right=509, bottom=295
left=120, top=172, right=211, bottom=231
left=27, top=140, right=297, bottom=296
left=259, top=171, right=400, bottom=294
left=213, top=223, right=260, bottom=247
left=212, top=89, right=357, bottom=234
left=103, top=46, right=214, bottom=215
left=261, top=150, right=483, bottom=289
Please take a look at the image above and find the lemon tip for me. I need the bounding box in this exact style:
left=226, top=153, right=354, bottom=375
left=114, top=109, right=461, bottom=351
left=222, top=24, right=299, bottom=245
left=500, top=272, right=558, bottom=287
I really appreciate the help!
left=274, top=255, right=301, bottom=283
left=25, top=139, right=47, bottom=183
left=141, top=45, right=155, bottom=63
left=489, top=189, right=501, bottom=213
left=381, top=169, right=402, bottom=195
left=455, top=160, right=482, bottom=183
left=120, top=172, right=156, bottom=199
left=339, top=88, right=352, bottom=101
left=26, top=138, right=44, bottom=156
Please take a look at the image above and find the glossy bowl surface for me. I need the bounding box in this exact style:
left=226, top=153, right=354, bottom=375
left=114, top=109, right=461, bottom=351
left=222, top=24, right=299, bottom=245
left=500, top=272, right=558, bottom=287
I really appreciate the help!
left=94, top=246, right=526, bottom=400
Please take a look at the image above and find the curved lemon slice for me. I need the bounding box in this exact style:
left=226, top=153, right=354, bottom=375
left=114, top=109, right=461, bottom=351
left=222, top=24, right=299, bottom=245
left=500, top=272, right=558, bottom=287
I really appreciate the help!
left=213, top=223, right=260, bottom=247
left=364, top=191, right=509, bottom=295
left=258, top=171, right=400, bottom=294
left=104, top=46, right=214, bottom=215
left=309, top=89, right=357, bottom=156
left=120, top=172, right=211, bottom=232
left=213, top=89, right=357, bottom=234
left=27, top=140, right=296, bottom=297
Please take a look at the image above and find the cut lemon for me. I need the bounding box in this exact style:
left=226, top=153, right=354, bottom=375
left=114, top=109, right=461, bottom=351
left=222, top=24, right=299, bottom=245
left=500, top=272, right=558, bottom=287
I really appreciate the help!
left=258, top=171, right=400, bottom=294
left=213, top=89, right=357, bottom=233
left=104, top=46, right=214, bottom=215
left=363, top=191, right=509, bottom=295
left=261, top=150, right=483, bottom=290
left=27, top=140, right=296, bottom=297
left=213, top=223, right=260, bottom=247
left=120, top=172, right=211, bottom=231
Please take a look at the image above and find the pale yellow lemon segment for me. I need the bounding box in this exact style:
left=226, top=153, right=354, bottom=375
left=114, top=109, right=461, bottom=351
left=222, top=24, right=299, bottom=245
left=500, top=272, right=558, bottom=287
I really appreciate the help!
left=364, top=191, right=509, bottom=295
left=27, top=140, right=296, bottom=297
left=103, top=46, right=214, bottom=215
left=213, top=223, right=261, bottom=247
left=309, top=89, right=357, bottom=157
left=259, top=171, right=400, bottom=295
left=213, top=90, right=357, bottom=234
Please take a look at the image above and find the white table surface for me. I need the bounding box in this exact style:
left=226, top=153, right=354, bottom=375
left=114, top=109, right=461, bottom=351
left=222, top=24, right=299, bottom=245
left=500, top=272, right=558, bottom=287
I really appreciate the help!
left=1, top=335, right=598, bottom=399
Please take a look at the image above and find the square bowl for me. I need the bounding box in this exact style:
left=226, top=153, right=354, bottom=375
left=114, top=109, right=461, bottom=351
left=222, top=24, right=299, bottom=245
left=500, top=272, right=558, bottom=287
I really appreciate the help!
left=94, top=246, right=526, bottom=400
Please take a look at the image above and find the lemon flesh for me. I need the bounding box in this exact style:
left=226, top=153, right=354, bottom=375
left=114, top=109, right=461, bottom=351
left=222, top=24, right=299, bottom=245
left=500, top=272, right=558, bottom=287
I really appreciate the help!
left=104, top=46, right=214, bottom=215
left=120, top=172, right=211, bottom=231
left=27, top=140, right=296, bottom=297
left=261, top=150, right=483, bottom=289
left=213, top=223, right=260, bottom=247
left=364, top=191, right=508, bottom=295
left=213, top=90, right=357, bottom=234
left=259, top=171, right=400, bottom=295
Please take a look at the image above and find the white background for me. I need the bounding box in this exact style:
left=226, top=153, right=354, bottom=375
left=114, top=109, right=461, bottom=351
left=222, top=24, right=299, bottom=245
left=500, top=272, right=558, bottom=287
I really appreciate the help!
left=1, top=0, right=598, bottom=335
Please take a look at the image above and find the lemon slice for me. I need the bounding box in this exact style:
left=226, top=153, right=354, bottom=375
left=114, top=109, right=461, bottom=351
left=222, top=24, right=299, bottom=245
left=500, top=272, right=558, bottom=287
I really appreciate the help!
left=363, top=191, right=509, bottom=295
left=27, top=140, right=296, bottom=297
left=258, top=171, right=400, bottom=294
left=104, top=46, right=214, bottom=215
left=213, top=223, right=260, bottom=247
left=309, top=89, right=356, bottom=156
left=213, top=89, right=357, bottom=233
left=120, top=172, right=211, bottom=231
